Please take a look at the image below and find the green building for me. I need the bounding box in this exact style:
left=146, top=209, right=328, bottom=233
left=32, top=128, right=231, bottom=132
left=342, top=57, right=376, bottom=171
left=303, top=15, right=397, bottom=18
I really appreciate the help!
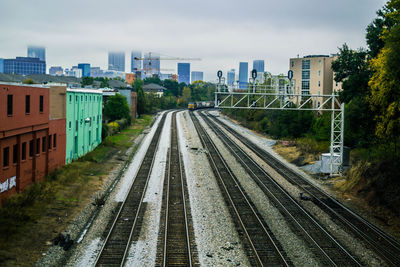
left=66, top=89, right=103, bottom=163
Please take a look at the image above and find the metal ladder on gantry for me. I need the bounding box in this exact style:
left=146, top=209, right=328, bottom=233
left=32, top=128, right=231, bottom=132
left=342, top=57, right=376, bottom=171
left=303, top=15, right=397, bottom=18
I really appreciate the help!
left=214, top=70, right=344, bottom=176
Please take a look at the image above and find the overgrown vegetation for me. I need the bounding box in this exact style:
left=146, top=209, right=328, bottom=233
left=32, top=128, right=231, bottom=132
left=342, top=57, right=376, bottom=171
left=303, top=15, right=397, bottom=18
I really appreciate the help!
left=0, top=115, right=152, bottom=265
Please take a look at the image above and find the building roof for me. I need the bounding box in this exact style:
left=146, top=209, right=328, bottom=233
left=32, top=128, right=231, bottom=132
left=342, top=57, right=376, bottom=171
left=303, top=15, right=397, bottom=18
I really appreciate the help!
left=143, top=83, right=166, bottom=91
left=67, top=88, right=103, bottom=94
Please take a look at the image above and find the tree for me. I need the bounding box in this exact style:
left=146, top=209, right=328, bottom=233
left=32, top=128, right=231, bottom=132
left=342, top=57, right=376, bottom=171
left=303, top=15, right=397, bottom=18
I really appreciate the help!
left=179, top=86, right=191, bottom=107
left=81, top=77, right=94, bottom=86
left=104, top=94, right=131, bottom=122
left=332, top=44, right=376, bottom=147
left=143, top=76, right=162, bottom=85
left=366, top=3, right=396, bottom=58
left=331, top=44, right=370, bottom=103
left=368, top=0, right=400, bottom=152
left=134, top=79, right=146, bottom=116
left=23, top=78, right=34, bottom=84
left=163, top=79, right=180, bottom=97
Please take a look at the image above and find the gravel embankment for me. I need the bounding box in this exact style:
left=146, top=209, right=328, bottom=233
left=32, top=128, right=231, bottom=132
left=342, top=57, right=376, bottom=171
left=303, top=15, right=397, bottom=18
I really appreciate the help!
left=211, top=110, right=387, bottom=266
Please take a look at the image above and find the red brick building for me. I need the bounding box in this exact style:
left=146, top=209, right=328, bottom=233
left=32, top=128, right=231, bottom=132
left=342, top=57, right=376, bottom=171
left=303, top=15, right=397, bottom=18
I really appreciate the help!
left=0, top=83, right=66, bottom=202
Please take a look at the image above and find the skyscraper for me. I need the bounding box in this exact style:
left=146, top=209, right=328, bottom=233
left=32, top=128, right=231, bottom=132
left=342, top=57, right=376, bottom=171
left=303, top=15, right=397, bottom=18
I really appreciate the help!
left=78, top=63, right=91, bottom=77
left=27, top=46, right=46, bottom=61
left=178, top=63, right=190, bottom=84
left=239, top=62, right=248, bottom=89
left=227, top=69, right=235, bottom=86
left=143, top=52, right=160, bottom=76
left=108, top=52, right=125, bottom=72
left=253, top=60, right=264, bottom=73
left=191, top=71, right=203, bottom=83
left=131, top=51, right=142, bottom=73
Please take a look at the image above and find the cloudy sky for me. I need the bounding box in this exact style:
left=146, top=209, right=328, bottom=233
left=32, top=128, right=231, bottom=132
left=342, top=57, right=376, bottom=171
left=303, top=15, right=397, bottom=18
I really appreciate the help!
left=0, top=0, right=386, bottom=81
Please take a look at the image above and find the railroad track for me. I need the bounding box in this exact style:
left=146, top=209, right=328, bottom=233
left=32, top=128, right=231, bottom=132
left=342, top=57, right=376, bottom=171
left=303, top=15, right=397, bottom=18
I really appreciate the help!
left=94, top=113, right=167, bottom=267
left=190, top=111, right=290, bottom=266
left=200, top=111, right=360, bottom=266
left=206, top=110, right=400, bottom=266
left=156, top=112, right=196, bottom=266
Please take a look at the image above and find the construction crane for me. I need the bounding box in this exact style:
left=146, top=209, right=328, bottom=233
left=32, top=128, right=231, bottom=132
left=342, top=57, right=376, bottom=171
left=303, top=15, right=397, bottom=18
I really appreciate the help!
left=133, top=52, right=201, bottom=77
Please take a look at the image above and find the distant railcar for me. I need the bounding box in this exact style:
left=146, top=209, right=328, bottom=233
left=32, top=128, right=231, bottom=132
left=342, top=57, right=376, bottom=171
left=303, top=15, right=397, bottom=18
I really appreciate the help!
left=188, top=102, right=196, bottom=110
left=188, top=101, right=215, bottom=110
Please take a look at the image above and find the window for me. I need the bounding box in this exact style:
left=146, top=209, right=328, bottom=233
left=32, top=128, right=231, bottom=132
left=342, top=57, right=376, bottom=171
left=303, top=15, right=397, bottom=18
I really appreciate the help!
left=39, top=95, right=44, bottom=112
left=22, top=142, right=26, bottom=160
left=76, top=120, right=78, bottom=131
left=36, top=138, right=40, bottom=155
left=69, top=95, right=72, bottom=102
left=42, top=137, right=46, bottom=152
left=7, top=95, right=13, bottom=116
left=76, top=95, right=78, bottom=102
left=318, top=81, right=321, bottom=87
left=301, top=70, right=310, bottom=80
left=3, top=147, right=9, bottom=167
left=13, top=144, right=18, bottom=164
left=29, top=140, right=34, bottom=157
left=69, top=121, right=71, bottom=129
left=291, top=61, right=294, bottom=67
left=26, top=95, right=30, bottom=114
left=48, top=135, right=52, bottom=149
left=318, top=70, right=321, bottom=76
left=302, top=60, right=310, bottom=70
left=301, top=80, right=310, bottom=94
left=81, top=96, right=83, bottom=101
left=53, top=134, right=57, bottom=148
left=85, top=95, right=87, bottom=101
left=90, top=96, right=91, bottom=101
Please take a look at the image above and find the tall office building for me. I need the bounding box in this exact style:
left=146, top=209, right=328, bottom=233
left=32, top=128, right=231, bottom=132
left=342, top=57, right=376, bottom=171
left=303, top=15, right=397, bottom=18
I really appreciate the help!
left=191, top=71, right=203, bottom=83
left=27, top=46, right=46, bottom=61
left=108, top=52, right=125, bottom=72
left=78, top=63, right=91, bottom=77
left=131, top=51, right=142, bottom=73
left=177, top=63, right=190, bottom=84
left=227, top=69, right=235, bottom=86
left=253, top=60, right=264, bottom=73
left=239, top=62, right=248, bottom=89
left=143, top=52, right=160, bottom=76
left=4, top=57, right=46, bottom=75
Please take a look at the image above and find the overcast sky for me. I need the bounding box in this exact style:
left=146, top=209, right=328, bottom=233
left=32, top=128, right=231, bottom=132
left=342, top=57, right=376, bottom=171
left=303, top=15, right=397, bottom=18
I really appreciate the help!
left=0, top=0, right=387, bottom=81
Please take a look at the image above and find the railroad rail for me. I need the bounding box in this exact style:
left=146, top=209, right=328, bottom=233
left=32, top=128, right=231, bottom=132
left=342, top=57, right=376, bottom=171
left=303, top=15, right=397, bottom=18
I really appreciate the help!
left=189, top=111, right=290, bottom=266
left=95, top=113, right=167, bottom=267
left=206, top=111, right=400, bottom=266
left=200, top=111, right=360, bottom=266
left=156, top=112, right=195, bottom=266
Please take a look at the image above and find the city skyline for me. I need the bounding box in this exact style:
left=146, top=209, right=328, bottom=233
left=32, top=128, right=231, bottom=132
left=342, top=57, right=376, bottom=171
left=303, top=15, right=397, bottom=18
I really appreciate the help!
left=0, top=0, right=386, bottom=81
